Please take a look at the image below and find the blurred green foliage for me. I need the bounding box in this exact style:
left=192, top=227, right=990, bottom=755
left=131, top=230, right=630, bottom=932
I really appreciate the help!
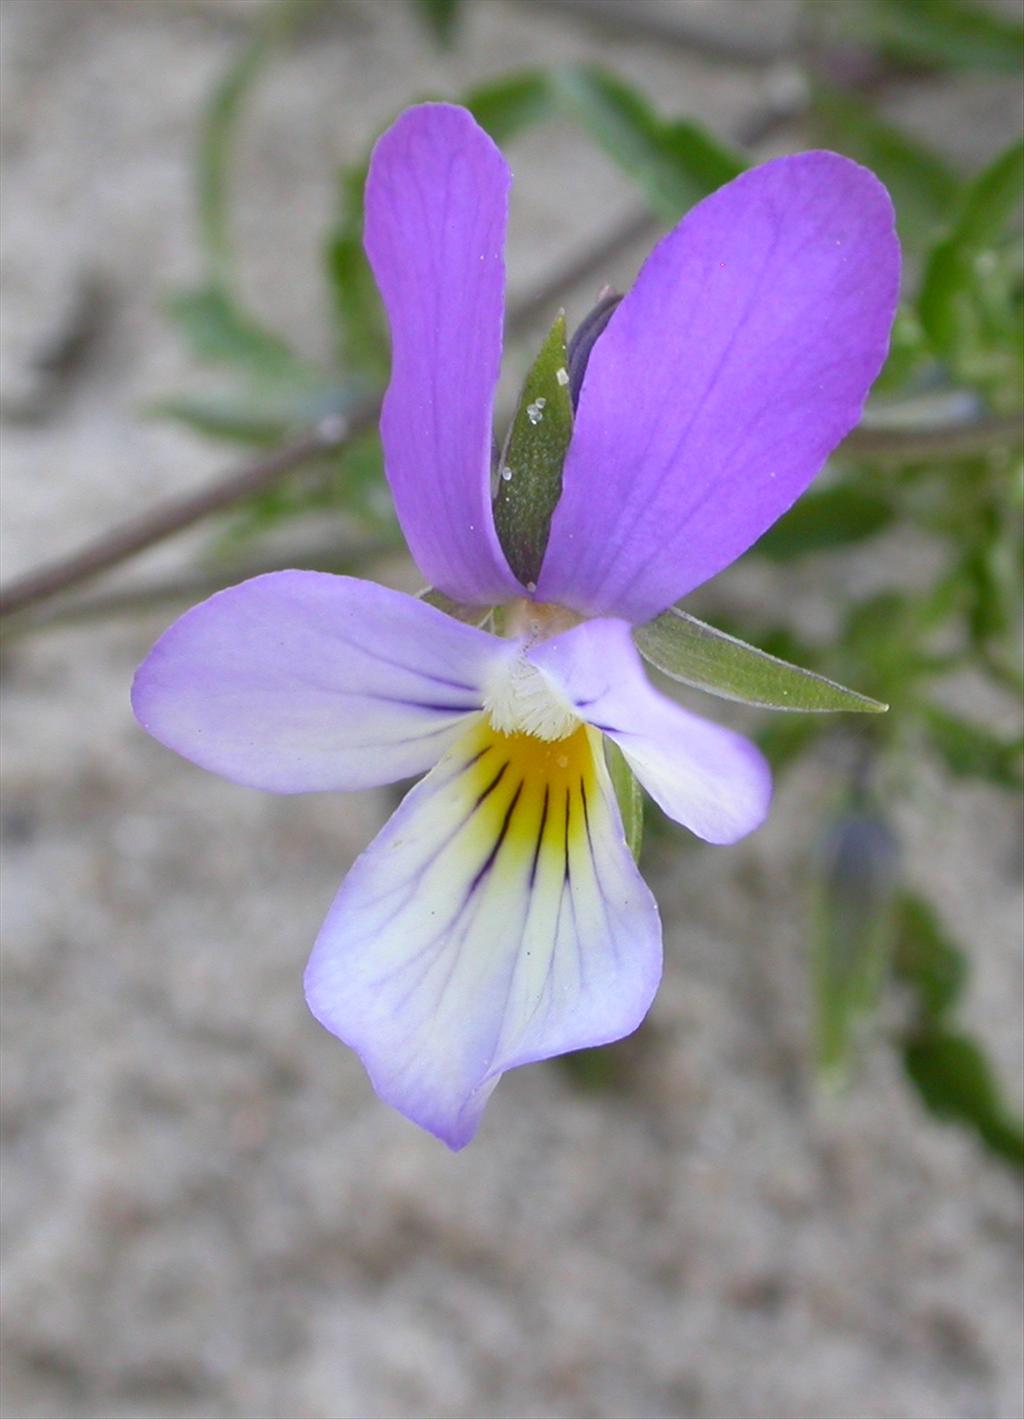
left=155, top=0, right=1022, bottom=1163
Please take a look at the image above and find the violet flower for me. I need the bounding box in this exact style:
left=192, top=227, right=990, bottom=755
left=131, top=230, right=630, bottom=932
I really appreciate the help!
left=132, top=104, right=899, bottom=1148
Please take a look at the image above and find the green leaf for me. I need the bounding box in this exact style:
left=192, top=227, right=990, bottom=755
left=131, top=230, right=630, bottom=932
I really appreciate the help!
left=552, top=65, right=744, bottom=220
left=861, top=0, right=1024, bottom=74
left=198, top=0, right=321, bottom=279
left=198, top=30, right=271, bottom=279
left=814, top=809, right=898, bottom=1079
left=634, top=608, right=888, bottom=713
left=892, top=893, right=1023, bottom=1167
left=150, top=391, right=300, bottom=446
left=753, top=486, right=893, bottom=559
left=323, top=165, right=390, bottom=382
left=809, top=85, right=958, bottom=250
left=411, top=0, right=462, bottom=46
left=604, top=740, right=644, bottom=861
left=212, top=427, right=397, bottom=550
left=164, top=285, right=320, bottom=386
left=892, top=891, right=968, bottom=1022
left=465, top=72, right=554, bottom=146
left=492, top=313, right=574, bottom=587
left=904, top=1030, right=1024, bottom=1167
left=919, top=138, right=1024, bottom=361
left=922, top=702, right=1024, bottom=789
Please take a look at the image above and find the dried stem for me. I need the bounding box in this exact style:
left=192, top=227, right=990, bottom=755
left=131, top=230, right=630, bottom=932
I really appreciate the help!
left=1, top=535, right=403, bottom=638
left=0, top=409, right=377, bottom=619
left=843, top=413, right=1023, bottom=461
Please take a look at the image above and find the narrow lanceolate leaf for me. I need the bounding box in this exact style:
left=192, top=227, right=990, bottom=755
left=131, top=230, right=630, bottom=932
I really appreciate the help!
left=903, top=1031, right=1024, bottom=1168
left=197, top=0, right=322, bottom=279
left=164, top=286, right=319, bottom=386
left=892, top=890, right=967, bottom=1023
left=633, top=608, right=887, bottom=714
left=861, top=0, right=1024, bottom=74
left=891, top=891, right=1023, bottom=1168
left=604, top=739, right=643, bottom=861
left=466, top=71, right=554, bottom=145
left=753, top=486, right=893, bottom=559
left=552, top=65, right=744, bottom=221
left=493, top=313, right=574, bottom=589
left=324, top=164, right=390, bottom=382
left=919, top=138, right=1024, bottom=360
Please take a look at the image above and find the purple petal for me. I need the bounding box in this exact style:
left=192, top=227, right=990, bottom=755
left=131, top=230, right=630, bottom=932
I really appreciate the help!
left=305, top=714, right=662, bottom=1149
left=365, top=104, right=522, bottom=605
left=529, top=619, right=772, bottom=844
left=132, top=571, right=513, bottom=793
left=535, top=152, right=900, bottom=621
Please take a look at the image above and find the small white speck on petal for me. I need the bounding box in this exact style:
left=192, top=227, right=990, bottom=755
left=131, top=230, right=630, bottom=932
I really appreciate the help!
left=556, top=367, right=569, bottom=386
left=501, top=465, right=514, bottom=481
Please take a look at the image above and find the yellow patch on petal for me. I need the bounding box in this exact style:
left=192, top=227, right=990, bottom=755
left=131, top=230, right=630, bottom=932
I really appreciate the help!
left=452, top=716, right=601, bottom=891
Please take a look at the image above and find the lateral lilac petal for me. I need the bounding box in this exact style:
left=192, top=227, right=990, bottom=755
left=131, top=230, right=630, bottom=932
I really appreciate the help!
left=132, top=571, right=512, bottom=793
left=529, top=619, right=772, bottom=844
left=365, top=104, right=522, bottom=605
left=305, top=716, right=662, bottom=1148
left=535, top=152, right=900, bottom=621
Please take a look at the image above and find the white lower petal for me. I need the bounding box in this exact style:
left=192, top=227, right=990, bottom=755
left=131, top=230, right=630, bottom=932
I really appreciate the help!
left=304, top=714, right=662, bottom=1148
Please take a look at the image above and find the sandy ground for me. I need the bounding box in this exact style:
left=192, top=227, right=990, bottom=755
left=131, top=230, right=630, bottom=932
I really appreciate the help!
left=2, top=3, right=1022, bottom=1417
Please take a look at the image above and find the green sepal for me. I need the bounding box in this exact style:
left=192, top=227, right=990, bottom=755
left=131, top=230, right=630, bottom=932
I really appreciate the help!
left=493, top=313, right=574, bottom=588
left=604, top=740, right=643, bottom=862
left=417, top=587, right=492, bottom=628
left=633, top=608, right=887, bottom=714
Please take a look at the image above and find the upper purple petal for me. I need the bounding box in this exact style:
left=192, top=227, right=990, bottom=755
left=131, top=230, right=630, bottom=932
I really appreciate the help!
left=535, top=152, right=900, bottom=621
left=365, top=104, right=522, bottom=605
left=131, top=571, right=512, bottom=793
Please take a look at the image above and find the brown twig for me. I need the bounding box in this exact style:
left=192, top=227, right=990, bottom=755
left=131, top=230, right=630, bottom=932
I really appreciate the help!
left=1, top=534, right=404, bottom=638
left=842, top=413, right=1024, bottom=461
left=0, top=408, right=376, bottom=620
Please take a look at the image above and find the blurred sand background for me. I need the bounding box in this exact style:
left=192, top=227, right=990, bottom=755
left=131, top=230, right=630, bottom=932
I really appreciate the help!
left=2, top=2, right=1022, bottom=1416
